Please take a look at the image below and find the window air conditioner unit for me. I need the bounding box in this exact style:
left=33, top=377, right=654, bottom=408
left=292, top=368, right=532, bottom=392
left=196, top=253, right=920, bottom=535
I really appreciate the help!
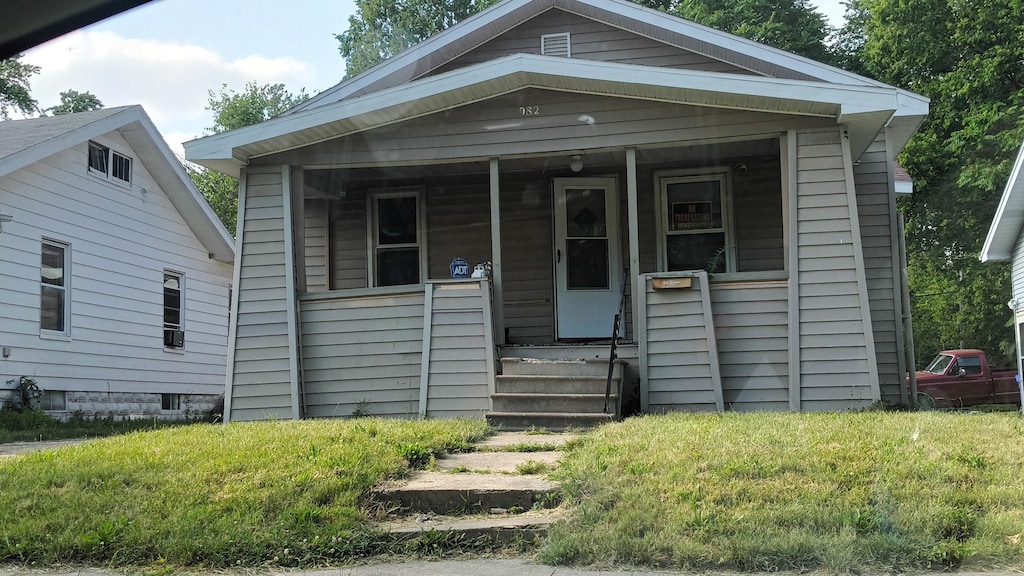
left=164, top=329, right=185, bottom=348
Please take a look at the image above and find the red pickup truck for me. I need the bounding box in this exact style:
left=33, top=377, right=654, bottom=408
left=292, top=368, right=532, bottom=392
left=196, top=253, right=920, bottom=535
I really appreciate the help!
left=912, top=349, right=1022, bottom=409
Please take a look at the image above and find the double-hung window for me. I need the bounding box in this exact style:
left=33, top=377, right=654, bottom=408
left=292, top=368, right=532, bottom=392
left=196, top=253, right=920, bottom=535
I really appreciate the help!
left=88, top=141, right=132, bottom=185
left=370, top=189, right=423, bottom=287
left=659, top=172, right=734, bottom=273
left=40, top=239, right=70, bottom=334
left=163, top=271, right=184, bottom=349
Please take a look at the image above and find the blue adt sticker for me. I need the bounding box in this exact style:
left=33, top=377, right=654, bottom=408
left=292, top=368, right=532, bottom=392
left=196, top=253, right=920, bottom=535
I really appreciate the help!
left=450, top=257, right=469, bottom=278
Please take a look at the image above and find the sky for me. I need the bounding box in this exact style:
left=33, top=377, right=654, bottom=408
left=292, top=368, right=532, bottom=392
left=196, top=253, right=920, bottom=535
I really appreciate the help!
left=21, top=0, right=848, bottom=157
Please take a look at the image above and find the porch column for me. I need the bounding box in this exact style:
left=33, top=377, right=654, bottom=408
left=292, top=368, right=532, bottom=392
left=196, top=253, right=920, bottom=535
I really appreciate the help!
left=282, top=165, right=302, bottom=420
left=489, top=158, right=505, bottom=345
left=626, top=148, right=640, bottom=342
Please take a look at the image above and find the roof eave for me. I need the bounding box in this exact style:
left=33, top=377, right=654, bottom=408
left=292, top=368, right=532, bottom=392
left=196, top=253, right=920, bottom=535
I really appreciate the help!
left=981, top=140, right=1024, bottom=263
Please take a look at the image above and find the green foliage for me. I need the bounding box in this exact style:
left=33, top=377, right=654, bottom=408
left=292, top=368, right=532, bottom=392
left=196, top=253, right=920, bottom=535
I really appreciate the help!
left=0, top=418, right=489, bottom=566
left=0, top=55, right=39, bottom=119
left=634, top=0, right=835, bottom=64
left=43, top=90, right=103, bottom=116
left=336, top=0, right=496, bottom=78
left=188, top=82, right=310, bottom=233
left=542, top=412, right=1024, bottom=572
left=840, top=0, right=1024, bottom=366
left=0, top=408, right=196, bottom=444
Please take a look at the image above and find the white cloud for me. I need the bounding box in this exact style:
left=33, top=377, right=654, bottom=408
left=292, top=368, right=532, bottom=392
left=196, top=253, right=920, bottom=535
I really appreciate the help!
left=24, top=30, right=315, bottom=141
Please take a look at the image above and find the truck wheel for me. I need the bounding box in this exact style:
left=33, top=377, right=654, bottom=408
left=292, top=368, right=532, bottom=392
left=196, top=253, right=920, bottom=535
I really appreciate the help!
left=916, top=392, right=936, bottom=411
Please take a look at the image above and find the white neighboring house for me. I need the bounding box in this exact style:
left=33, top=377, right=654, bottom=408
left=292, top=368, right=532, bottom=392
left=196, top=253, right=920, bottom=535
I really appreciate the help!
left=0, top=105, right=235, bottom=419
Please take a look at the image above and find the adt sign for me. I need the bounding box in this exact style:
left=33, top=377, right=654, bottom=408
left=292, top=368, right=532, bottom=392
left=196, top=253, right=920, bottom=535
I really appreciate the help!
left=450, top=257, right=470, bottom=279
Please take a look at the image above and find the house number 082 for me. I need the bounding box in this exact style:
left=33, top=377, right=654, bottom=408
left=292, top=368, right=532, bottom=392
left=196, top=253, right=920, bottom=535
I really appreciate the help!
left=519, top=106, right=540, bottom=116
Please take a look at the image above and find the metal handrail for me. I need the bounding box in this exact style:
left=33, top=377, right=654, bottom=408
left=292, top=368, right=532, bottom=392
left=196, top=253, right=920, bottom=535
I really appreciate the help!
left=604, top=270, right=629, bottom=415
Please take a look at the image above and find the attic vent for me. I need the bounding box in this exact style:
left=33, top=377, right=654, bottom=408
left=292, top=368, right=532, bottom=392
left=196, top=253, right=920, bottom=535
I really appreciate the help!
left=541, top=33, right=571, bottom=57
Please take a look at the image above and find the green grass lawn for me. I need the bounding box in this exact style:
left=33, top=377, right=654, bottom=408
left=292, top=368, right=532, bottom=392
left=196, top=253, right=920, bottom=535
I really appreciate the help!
left=0, top=406, right=205, bottom=443
left=2, top=412, right=1023, bottom=572
left=543, top=411, right=1024, bottom=572
left=0, top=418, right=489, bottom=566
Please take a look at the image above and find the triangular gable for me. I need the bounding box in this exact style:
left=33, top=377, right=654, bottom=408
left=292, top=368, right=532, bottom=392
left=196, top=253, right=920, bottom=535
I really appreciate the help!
left=294, top=0, right=913, bottom=114
left=0, top=106, right=234, bottom=262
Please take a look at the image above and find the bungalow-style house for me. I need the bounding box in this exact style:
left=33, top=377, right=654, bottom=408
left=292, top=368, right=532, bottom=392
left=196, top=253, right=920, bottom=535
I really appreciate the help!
left=0, top=106, right=234, bottom=419
left=185, top=0, right=928, bottom=425
left=981, top=139, right=1024, bottom=403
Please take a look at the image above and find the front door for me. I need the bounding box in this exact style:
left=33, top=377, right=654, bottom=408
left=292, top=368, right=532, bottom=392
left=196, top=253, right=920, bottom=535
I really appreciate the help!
left=553, top=178, right=623, bottom=339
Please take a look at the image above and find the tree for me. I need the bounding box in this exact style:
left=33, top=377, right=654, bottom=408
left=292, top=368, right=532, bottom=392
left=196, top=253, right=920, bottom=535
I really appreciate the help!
left=44, top=90, right=103, bottom=115
left=336, top=0, right=835, bottom=77
left=846, top=0, right=1024, bottom=364
left=188, top=82, right=310, bottom=234
left=336, top=0, right=497, bottom=77
left=0, top=55, right=40, bottom=119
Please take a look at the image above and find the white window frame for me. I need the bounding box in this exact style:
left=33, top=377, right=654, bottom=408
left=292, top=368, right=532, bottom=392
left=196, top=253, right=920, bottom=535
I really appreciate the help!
left=87, top=140, right=132, bottom=186
left=40, top=238, right=71, bottom=337
left=163, top=270, right=185, bottom=351
left=655, top=168, right=736, bottom=273
left=367, top=187, right=427, bottom=287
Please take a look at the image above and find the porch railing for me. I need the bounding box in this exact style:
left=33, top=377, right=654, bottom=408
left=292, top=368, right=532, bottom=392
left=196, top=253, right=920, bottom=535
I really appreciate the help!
left=604, top=270, right=629, bottom=415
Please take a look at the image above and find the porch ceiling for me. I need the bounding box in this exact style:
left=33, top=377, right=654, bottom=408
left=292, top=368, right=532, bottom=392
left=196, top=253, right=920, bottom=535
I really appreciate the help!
left=185, top=54, right=919, bottom=179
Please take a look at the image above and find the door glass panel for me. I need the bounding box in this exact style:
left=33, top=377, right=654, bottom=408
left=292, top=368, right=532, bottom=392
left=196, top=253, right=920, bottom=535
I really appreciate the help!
left=567, top=239, right=609, bottom=289
left=565, top=189, right=606, bottom=237
left=666, top=232, right=726, bottom=272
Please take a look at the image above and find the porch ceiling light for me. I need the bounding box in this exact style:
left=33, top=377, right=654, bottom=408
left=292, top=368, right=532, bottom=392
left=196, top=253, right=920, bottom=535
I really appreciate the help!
left=0, top=212, right=11, bottom=234
left=569, top=154, right=583, bottom=173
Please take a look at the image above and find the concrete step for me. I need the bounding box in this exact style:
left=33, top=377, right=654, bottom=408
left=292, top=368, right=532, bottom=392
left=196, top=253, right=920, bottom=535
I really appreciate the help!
left=500, top=345, right=638, bottom=361
left=381, top=509, right=562, bottom=545
left=491, top=393, right=616, bottom=414
left=486, top=411, right=614, bottom=432
left=500, top=357, right=623, bottom=378
left=495, top=374, right=618, bottom=395
left=375, top=472, right=560, bottom=515
left=475, top=432, right=581, bottom=451
left=437, top=451, right=562, bottom=473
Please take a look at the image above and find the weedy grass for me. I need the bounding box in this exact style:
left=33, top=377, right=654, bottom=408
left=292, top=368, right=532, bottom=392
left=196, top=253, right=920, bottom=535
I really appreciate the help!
left=0, top=406, right=196, bottom=443
left=541, top=411, right=1024, bottom=573
left=0, top=418, right=489, bottom=567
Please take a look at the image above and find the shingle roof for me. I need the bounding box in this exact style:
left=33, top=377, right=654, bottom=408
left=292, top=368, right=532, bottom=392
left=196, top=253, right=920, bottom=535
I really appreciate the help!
left=0, top=106, right=133, bottom=160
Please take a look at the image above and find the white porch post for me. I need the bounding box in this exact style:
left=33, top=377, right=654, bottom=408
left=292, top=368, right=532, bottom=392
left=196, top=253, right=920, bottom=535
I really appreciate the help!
left=489, top=158, right=505, bottom=345
left=281, top=165, right=302, bottom=420
left=626, top=148, right=640, bottom=342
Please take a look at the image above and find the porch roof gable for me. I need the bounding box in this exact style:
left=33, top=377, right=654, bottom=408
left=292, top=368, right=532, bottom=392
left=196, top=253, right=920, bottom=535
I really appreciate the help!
left=185, top=53, right=925, bottom=178
left=981, top=139, right=1024, bottom=262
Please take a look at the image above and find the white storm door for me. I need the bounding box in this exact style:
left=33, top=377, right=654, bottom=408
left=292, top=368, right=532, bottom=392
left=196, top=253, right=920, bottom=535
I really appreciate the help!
left=553, top=178, right=622, bottom=339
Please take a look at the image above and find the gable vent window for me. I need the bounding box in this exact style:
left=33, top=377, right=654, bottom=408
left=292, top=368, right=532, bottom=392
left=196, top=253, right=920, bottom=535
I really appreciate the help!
left=541, top=33, right=571, bottom=57
left=88, top=140, right=132, bottom=185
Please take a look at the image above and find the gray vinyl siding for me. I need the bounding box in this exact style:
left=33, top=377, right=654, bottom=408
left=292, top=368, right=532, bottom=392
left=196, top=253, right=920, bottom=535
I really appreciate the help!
left=501, top=176, right=555, bottom=344
left=304, top=198, right=329, bottom=292
left=300, top=291, right=424, bottom=418
left=710, top=282, right=789, bottom=410
left=0, top=131, right=231, bottom=404
left=854, top=136, right=902, bottom=405
left=255, top=90, right=833, bottom=168
left=425, top=176, right=492, bottom=280
left=795, top=128, right=876, bottom=409
left=644, top=273, right=720, bottom=412
left=330, top=190, right=368, bottom=290
left=298, top=281, right=492, bottom=418
left=425, top=283, right=493, bottom=417
left=231, top=168, right=294, bottom=420
left=433, top=9, right=753, bottom=76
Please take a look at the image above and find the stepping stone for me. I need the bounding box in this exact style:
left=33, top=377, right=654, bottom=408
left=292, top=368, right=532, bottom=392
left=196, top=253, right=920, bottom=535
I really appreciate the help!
left=376, top=472, right=560, bottom=515
left=476, top=431, right=581, bottom=450
left=382, top=509, right=562, bottom=544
